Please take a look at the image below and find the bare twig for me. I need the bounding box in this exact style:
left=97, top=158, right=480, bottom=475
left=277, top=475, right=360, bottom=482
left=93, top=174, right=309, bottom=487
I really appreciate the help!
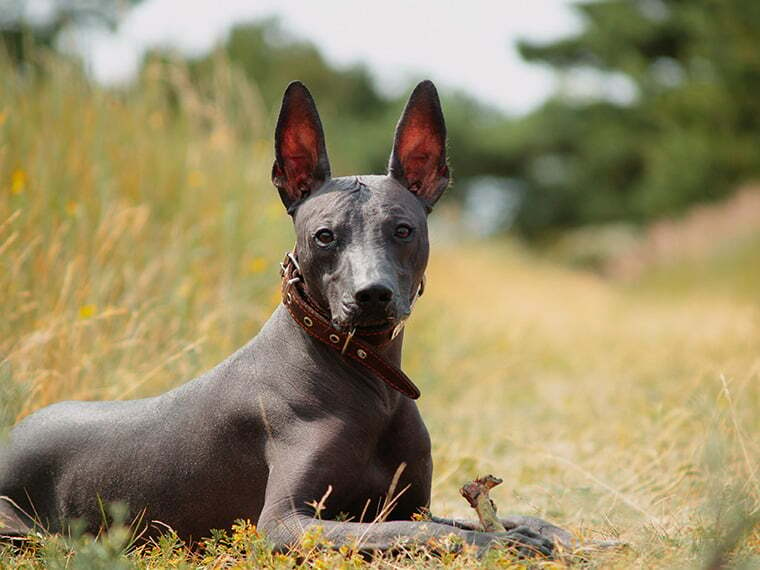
left=459, top=475, right=506, bottom=533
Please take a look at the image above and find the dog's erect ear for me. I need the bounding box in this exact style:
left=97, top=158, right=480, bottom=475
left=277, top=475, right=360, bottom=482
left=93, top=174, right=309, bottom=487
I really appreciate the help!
left=388, top=80, right=449, bottom=210
left=272, top=81, right=331, bottom=210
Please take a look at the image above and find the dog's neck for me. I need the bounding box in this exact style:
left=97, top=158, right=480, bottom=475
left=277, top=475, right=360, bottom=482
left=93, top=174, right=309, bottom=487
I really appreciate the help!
left=264, top=304, right=405, bottom=387
left=276, top=250, right=421, bottom=399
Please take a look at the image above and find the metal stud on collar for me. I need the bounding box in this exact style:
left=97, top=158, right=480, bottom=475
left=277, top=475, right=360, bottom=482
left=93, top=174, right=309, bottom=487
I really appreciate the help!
left=391, top=275, right=427, bottom=340
left=356, top=349, right=367, bottom=359
left=303, top=316, right=313, bottom=327
left=341, top=328, right=356, bottom=355
left=280, top=249, right=302, bottom=285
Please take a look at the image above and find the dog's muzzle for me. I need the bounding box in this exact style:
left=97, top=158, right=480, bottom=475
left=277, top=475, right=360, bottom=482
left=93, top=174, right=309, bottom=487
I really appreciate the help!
left=279, top=250, right=424, bottom=399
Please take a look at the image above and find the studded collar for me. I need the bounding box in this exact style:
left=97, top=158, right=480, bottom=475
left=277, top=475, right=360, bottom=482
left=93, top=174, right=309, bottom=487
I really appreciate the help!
left=280, top=251, right=421, bottom=400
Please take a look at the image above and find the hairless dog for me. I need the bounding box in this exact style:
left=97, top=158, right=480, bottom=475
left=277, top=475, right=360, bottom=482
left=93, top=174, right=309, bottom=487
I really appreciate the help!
left=0, top=81, right=571, bottom=557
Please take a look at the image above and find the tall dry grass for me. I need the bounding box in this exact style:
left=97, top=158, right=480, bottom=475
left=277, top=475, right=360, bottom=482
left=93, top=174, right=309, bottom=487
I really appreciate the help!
left=1, top=53, right=290, bottom=422
left=1, top=52, right=758, bottom=568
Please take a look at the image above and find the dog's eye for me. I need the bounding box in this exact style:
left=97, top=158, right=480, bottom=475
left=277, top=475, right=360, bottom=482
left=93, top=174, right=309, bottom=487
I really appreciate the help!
left=394, top=224, right=413, bottom=239
left=315, top=229, right=335, bottom=245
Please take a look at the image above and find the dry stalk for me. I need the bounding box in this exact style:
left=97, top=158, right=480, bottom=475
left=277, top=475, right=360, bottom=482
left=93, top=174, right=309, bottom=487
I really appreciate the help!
left=459, top=474, right=506, bottom=533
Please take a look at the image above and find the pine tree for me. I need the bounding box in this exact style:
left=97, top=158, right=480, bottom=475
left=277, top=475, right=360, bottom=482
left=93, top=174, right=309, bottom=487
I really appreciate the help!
left=511, top=0, right=760, bottom=234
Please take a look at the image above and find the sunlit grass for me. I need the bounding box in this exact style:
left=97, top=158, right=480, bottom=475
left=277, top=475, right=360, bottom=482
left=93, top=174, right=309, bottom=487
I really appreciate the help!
left=1, top=52, right=758, bottom=568
left=411, top=242, right=760, bottom=568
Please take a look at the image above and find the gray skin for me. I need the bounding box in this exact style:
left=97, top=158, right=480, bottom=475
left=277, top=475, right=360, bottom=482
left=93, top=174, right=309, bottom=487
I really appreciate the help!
left=0, top=81, right=570, bottom=557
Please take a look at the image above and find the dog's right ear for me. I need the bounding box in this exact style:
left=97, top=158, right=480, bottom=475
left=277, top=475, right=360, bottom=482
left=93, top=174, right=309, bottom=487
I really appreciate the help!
left=272, top=81, right=331, bottom=211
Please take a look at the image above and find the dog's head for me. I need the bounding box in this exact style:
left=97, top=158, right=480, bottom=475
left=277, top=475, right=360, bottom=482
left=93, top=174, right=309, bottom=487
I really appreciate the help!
left=272, top=80, right=449, bottom=332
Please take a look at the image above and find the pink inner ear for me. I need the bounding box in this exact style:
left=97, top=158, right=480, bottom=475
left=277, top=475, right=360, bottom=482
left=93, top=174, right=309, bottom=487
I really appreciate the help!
left=281, top=123, right=319, bottom=193
left=398, top=125, right=443, bottom=195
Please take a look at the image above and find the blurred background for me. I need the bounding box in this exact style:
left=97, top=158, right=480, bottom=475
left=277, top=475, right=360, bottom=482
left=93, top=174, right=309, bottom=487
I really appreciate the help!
left=4, top=0, right=760, bottom=261
left=1, top=1, right=758, bottom=567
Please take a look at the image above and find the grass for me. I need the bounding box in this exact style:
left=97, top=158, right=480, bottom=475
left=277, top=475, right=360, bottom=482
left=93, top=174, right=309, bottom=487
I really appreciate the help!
left=1, top=52, right=759, bottom=568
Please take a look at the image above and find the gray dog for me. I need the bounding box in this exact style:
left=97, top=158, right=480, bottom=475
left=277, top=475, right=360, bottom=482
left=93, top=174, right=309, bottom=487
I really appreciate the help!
left=0, top=81, right=569, bottom=557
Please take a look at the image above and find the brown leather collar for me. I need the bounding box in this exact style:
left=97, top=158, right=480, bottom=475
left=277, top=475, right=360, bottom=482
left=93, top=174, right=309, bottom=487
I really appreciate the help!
left=280, top=251, right=422, bottom=400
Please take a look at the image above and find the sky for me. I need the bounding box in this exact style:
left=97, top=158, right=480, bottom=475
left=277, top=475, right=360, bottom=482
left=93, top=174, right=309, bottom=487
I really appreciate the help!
left=58, top=0, right=582, bottom=116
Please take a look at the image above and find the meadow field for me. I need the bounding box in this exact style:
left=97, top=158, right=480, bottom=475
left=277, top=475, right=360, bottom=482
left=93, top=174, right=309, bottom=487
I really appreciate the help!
left=1, top=54, right=758, bottom=568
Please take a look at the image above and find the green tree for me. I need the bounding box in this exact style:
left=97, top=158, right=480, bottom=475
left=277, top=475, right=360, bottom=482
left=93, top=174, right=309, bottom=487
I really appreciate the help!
left=176, top=20, right=511, bottom=188
left=509, top=0, right=760, bottom=235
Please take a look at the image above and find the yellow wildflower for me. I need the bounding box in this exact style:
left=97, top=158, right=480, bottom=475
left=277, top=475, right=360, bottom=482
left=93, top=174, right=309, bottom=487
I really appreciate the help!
left=78, top=304, right=97, bottom=319
left=11, top=169, right=26, bottom=195
left=248, top=256, right=268, bottom=274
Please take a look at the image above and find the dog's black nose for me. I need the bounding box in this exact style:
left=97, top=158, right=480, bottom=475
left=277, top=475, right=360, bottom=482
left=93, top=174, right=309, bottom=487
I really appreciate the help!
left=355, top=284, right=393, bottom=308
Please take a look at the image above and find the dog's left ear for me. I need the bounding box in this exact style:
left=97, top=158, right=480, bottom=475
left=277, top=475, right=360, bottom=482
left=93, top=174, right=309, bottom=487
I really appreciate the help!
left=388, top=80, right=449, bottom=210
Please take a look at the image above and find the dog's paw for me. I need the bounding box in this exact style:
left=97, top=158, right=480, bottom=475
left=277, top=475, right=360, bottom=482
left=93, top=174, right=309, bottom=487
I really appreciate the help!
left=481, top=525, right=554, bottom=558
left=500, top=514, right=575, bottom=549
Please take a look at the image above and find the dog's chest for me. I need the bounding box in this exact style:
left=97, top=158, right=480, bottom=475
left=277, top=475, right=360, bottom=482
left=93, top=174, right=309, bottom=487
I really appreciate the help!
left=320, top=406, right=431, bottom=521
left=324, top=447, right=427, bottom=522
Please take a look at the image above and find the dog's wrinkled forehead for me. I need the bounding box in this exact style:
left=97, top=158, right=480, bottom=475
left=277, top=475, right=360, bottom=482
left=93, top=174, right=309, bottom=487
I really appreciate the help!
left=293, top=175, right=428, bottom=232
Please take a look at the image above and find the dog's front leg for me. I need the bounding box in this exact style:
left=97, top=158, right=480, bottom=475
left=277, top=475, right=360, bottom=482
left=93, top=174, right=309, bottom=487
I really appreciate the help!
left=257, top=508, right=554, bottom=557
left=256, top=428, right=554, bottom=557
left=429, top=514, right=574, bottom=548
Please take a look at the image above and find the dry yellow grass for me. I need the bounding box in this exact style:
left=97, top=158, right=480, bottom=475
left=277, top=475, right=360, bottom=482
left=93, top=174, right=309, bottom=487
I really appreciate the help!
left=412, top=242, right=759, bottom=567
left=1, top=53, right=758, bottom=568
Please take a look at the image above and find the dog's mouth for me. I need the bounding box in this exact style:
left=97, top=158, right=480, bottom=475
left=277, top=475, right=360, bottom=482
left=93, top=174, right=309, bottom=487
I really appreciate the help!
left=330, top=297, right=411, bottom=334
left=331, top=303, right=405, bottom=333
left=355, top=319, right=396, bottom=333
left=332, top=315, right=396, bottom=333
